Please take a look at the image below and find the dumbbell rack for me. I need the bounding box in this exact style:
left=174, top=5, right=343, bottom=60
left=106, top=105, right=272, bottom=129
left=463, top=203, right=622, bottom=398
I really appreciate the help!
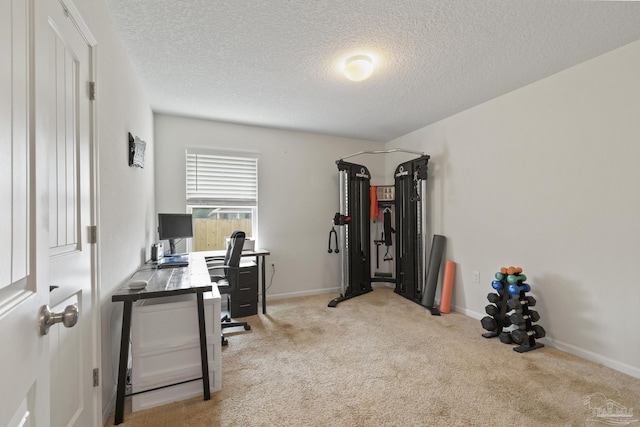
left=507, top=274, right=545, bottom=353
left=480, top=272, right=512, bottom=342
left=481, top=267, right=546, bottom=353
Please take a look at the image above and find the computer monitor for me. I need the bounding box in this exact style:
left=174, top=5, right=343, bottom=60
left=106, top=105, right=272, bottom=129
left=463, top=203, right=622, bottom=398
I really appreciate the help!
left=157, top=213, right=193, bottom=255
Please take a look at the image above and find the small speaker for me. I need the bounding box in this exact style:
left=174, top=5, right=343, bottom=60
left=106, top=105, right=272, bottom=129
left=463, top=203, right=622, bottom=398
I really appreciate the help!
left=151, top=242, right=164, bottom=261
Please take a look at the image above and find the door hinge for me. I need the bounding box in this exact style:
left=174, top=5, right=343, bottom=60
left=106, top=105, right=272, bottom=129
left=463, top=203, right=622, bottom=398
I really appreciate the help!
left=89, top=225, right=97, bottom=244
left=93, top=368, right=99, bottom=387
left=89, top=81, right=96, bottom=100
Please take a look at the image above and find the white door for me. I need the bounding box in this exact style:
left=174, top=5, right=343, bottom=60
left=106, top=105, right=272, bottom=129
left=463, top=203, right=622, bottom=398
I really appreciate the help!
left=41, top=0, right=99, bottom=426
left=0, top=0, right=98, bottom=426
left=0, top=0, right=49, bottom=425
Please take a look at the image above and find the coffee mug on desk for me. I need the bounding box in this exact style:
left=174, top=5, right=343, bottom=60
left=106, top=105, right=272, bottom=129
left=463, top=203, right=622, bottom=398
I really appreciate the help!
left=151, top=242, right=164, bottom=261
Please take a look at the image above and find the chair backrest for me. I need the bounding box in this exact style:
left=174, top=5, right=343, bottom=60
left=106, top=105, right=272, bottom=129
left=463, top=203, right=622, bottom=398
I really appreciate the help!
left=224, top=230, right=245, bottom=287
left=208, top=230, right=245, bottom=288
left=226, top=230, right=245, bottom=268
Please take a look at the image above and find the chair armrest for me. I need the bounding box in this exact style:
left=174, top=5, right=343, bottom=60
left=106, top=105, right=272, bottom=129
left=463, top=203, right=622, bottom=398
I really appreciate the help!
left=208, top=265, right=240, bottom=287
left=208, top=265, right=229, bottom=280
left=206, top=261, right=227, bottom=272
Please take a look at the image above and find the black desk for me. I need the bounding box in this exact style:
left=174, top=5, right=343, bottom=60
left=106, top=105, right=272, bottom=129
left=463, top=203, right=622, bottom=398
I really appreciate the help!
left=197, top=248, right=270, bottom=314
left=111, top=258, right=212, bottom=425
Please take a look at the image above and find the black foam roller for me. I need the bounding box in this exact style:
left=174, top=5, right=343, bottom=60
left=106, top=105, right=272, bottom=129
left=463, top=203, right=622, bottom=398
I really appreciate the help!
left=383, top=210, right=393, bottom=246
left=421, top=234, right=446, bottom=311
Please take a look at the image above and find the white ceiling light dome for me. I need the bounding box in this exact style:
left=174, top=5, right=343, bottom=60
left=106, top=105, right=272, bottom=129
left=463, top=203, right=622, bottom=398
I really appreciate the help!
left=343, top=55, right=374, bottom=82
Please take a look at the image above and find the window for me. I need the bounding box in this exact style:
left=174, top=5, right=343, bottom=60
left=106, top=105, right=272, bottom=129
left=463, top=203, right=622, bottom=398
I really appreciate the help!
left=186, top=150, right=258, bottom=251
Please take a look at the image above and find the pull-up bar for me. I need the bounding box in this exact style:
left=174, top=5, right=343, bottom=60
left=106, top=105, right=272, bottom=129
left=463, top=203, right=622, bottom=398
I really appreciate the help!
left=338, top=148, right=426, bottom=161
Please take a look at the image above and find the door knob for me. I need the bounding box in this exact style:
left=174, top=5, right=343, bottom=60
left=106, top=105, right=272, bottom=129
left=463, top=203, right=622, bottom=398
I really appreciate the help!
left=38, top=304, right=79, bottom=336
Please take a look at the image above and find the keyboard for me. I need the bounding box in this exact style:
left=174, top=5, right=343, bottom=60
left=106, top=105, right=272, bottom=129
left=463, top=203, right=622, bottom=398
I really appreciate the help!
left=157, top=255, right=189, bottom=268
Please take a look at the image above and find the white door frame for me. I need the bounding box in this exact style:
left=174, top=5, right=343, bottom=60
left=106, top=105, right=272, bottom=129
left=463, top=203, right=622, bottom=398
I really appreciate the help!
left=55, top=0, right=102, bottom=424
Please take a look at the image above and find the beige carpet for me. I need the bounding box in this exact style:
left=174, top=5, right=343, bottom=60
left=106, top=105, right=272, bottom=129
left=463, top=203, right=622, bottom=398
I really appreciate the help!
left=106, top=287, right=640, bottom=426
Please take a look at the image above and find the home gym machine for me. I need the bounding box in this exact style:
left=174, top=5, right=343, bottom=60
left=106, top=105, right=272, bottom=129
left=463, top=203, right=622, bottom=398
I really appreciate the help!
left=328, top=149, right=439, bottom=311
left=394, top=155, right=430, bottom=305
left=328, top=160, right=373, bottom=307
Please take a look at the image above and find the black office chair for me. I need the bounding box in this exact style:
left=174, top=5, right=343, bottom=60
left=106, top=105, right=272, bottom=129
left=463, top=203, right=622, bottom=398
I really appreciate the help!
left=206, top=230, right=251, bottom=346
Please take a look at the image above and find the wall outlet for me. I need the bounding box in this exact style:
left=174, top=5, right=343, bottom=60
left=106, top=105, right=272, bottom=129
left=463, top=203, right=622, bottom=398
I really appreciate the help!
left=472, top=271, right=480, bottom=283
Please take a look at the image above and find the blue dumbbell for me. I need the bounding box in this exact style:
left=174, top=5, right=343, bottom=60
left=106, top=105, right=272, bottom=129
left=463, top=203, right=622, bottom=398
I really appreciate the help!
left=491, top=280, right=504, bottom=290
left=508, top=283, right=531, bottom=295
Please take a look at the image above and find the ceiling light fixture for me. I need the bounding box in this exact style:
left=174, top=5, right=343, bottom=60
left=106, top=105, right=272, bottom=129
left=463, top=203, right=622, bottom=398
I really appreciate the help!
left=343, top=55, right=374, bottom=82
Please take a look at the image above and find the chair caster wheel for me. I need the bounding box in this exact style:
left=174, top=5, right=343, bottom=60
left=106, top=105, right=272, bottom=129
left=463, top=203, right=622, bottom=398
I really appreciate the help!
left=244, top=325, right=251, bottom=331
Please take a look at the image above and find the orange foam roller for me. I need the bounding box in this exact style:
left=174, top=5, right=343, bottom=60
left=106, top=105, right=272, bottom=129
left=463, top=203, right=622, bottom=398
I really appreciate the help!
left=440, top=261, right=456, bottom=314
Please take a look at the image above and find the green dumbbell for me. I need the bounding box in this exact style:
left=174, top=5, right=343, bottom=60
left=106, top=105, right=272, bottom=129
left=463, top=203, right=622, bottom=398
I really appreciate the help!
left=507, top=274, right=527, bottom=284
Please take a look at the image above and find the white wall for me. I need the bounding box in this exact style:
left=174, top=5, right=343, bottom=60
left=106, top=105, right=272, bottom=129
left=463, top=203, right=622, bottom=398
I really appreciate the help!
left=73, top=5, right=640, bottom=422
left=389, top=40, right=640, bottom=378
left=73, top=0, right=155, bottom=420
left=154, top=114, right=384, bottom=298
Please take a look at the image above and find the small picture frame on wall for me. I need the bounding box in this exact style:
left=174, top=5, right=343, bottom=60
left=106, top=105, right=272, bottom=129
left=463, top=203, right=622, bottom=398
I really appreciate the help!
left=128, top=132, right=146, bottom=168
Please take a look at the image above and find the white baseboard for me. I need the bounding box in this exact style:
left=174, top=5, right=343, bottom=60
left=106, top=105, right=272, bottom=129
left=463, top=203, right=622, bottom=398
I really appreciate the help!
left=455, top=305, right=484, bottom=320
left=102, top=386, right=117, bottom=426
left=264, top=283, right=396, bottom=302
left=454, top=304, right=640, bottom=379
left=372, top=282, right=395, bottom=289
left=264, top=287, right=341, bottom=301
left=539, top=337, right=640, bottom=379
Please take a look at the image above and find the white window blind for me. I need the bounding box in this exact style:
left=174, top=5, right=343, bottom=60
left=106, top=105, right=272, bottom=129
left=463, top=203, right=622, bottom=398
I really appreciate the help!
left=186, top=152, right=258, bottom=205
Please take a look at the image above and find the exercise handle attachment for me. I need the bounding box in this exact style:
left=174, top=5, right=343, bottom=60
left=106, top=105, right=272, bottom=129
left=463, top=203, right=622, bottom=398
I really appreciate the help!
left=328, top=212, right=351, bottom=254
left=332, top=212, right=351, bottom=226
left=327, top=227, right=339, bottom=253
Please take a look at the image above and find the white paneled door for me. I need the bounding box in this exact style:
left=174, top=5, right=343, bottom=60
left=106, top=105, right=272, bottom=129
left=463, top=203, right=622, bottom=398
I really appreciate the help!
left=44, top=0, right=99, bottom=426
left=0, top=0, right=44, bottom=425
left=0, top=1, right=99, bottom=426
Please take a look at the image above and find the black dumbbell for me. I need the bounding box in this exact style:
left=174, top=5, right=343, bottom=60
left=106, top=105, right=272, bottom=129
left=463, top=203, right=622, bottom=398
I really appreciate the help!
left=487, top=293, right=501, bottom=304
left=485, top=304, right=499, bottom=316
left=509, top=311, right=540, bottom=324
left=499, top=331, right=513, bottom=344
left=512, top=325, right=546, bottom=344
left=481, top=316, right=497, bottom=331
left=508, top=295, right=537, bottom=310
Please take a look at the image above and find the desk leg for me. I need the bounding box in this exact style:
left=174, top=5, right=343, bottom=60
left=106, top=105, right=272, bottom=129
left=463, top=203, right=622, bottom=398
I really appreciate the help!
left=114, top=300, right=132, bottom=425
left=196, top=292, right=211, bottom=401
left=260, top=255, right=267, bottom=314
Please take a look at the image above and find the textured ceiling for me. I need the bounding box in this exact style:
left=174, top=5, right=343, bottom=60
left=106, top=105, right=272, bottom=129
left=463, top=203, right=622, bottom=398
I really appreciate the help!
left=106, top=0, right=640, bottom=143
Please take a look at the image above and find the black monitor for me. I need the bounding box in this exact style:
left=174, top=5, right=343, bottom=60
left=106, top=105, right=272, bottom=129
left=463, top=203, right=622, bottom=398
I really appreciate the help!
left=157, top=213, right=193, bottom=255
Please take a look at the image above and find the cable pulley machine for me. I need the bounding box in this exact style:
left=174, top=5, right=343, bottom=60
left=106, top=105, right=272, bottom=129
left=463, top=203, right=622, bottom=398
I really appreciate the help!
left=328, top=161, right=373, bottom=307
left=394, top=156, right=430, bottom=305
left=327, top=149, right=439, bottom=310
left=373, top=207, right=394, bottom=276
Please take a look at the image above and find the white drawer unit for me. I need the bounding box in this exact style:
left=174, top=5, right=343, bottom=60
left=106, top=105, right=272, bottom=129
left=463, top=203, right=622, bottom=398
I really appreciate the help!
left=131, top=291, right=221, bottom=411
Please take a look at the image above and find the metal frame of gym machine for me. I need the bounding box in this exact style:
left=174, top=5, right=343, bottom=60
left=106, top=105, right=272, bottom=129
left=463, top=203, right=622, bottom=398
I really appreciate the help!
left=328, top=149, right=432, bottom=308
